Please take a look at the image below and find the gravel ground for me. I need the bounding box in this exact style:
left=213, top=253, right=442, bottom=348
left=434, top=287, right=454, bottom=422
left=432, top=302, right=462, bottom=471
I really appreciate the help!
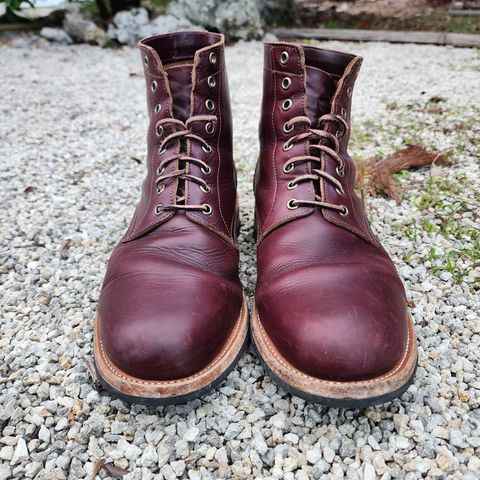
left=1, top=38, right=479, bottom=480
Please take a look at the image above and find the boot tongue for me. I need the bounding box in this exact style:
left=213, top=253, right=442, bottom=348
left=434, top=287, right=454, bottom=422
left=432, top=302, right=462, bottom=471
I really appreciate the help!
left=305, top=66, right=336, bottom=126
left=164, top=63, right=194, bottom=123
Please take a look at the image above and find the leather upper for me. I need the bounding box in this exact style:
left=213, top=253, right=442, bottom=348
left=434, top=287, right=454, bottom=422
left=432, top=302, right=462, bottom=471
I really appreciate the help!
left=98, top=32, right=243, bottom=381
left=255, top=42, right=409, bottom=382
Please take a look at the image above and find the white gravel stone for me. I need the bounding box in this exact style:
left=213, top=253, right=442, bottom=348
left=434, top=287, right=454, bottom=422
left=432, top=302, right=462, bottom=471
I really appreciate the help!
left=11, top=438, right=29, bottom=465
left=141, top=444, right=158, bottom=467
left=183, top=426, right=200, bottom=442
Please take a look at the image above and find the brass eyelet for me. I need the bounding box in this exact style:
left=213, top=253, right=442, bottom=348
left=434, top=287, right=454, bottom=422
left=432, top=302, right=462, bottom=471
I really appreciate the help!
left=336, top=165, right=345, bottom=177
left=203, top=204, right=213, bottom=215
left=156, top=124, right=163, bottom=137
left=282, top=77, right=291, bottom=90
left=155, top=204, right=163, bottom=215
left=154, top=103, right=161, bottom=114
left=280, top=51, right=289, bottom=65
left=202, top=165, right=212, bottom=175
left=282, top=99, right=293, bottom=111
left=283, top=162, right=294, bottom=173
left=283, top=141, right=293, bottom=152
left=283, top=122, right=294, bottom=134
left=205, top=99, right=215, bottom=111
left=156, top=184, right=165, bottom=194
left=340, top=205, right=349, bottom=216
left=200, top=184, right=211, bottom=193
left=287, top=199, right=298, bottom=210
left=287, top=181, right=298, bottom=190
left=347, top=86, right=353, bottom=99
left=205, top=122, right=215, bottom=135
left=335, top=186, right=345, bottom=196
left=209, top=52, right=217, bottom=65
left=207, top=76, right=216, bottom=88
left=151, top=81, right=157, bottom=93
left=143, top=55, right=149, bottom=67
left=202, top=144, right=212, bottom=153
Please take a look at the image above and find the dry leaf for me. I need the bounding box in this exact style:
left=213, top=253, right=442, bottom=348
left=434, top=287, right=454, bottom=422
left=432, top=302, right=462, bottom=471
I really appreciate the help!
left=67, top=398, right=83, bottom=426
left=92, top=460, right=130, bottom=479
left=357, top=145, right=447, bottom=203
left=85, top=357, right=102, bottom=391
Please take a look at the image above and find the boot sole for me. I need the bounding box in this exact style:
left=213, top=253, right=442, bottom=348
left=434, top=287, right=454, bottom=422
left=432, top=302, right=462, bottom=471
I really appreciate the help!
left=93, top=294, right=249, bottom=405
left=251, top=304, right=418, bottom=408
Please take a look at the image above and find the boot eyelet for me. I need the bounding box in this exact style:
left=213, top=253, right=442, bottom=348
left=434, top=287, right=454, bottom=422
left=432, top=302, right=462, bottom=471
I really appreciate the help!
left=282, top=77, right=291, bottom=90
left=335, top=186, right=345, bottom=196
left=283, top=162, right=294, bottom=173
left=340, top=107, right=347, bottom=118
left=283, top=141, right=293, bottom=152
left=202, top=143, right=212, bottom=153
left=287, top=199, right=298, bottom=210
left=202, top=165, right=212, bottom=175
left=205, top=122, right=215, bottom=135
left=156, top=184, right=165, bottom=194
left=143, top=55, right=149, bottom=67
left=205, top=99, right=215, bottom=111
left=209, top=52, right=217, bottom=65
left=200, top=184, right=211, bottom=193
left=347, top=86, right=353, bottom=98
left=340, top=205, right=349, bottom=216
left=282, top=99, right=293, bottom=111
left=202, top=204, right=213, bottom=215
left=283, top=122, right=294, bottom=134
left=157, top=166, right=165, bottom=175
left=287, top=181, right=298, bottom=190
left=151, top=81, right=158, bottom=93
left=155, top=204, right=163, bottom=215
left=335, top=130, right=343, bottom=139
left=336, top=165, right=345, bottom=177
left=207, top=76, right=216, bottom=88
left=154, top=103, right=162, bottom=114
left=156, top=124, right=163, bottom=137
left=280, top=51, right=289, bottom=65
left=158, top=146, right=166, bottom=155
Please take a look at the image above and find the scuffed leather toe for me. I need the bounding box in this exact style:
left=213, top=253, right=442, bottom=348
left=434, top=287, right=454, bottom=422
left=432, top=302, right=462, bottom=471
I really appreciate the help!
left=99, top=270, right=241, bottom=381
left=98, top=217, right=243, bottom=382
left=256, top=216, right=409, bottom=383
left=257, top=263, right=408, bottom=382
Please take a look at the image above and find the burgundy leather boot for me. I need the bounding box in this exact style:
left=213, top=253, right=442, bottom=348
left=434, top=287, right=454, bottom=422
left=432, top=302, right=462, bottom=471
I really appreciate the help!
left=252, top=42, right=417, bottom=407
left=94, top=32, right=248, bottom=404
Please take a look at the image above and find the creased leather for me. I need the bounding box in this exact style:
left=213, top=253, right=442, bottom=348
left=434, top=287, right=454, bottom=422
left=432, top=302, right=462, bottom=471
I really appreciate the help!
left=255, top=43, right=410, bottom=382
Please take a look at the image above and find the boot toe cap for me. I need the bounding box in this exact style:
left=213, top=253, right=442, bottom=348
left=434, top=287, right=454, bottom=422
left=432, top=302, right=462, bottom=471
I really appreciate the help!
left=98, top=270, right=242, bottom=381
left=256, top=265, right=409, bottom=382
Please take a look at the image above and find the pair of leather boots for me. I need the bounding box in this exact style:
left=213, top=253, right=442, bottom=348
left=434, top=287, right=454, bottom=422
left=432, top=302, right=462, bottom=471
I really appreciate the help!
left=94, top=31, right=417, bottom=408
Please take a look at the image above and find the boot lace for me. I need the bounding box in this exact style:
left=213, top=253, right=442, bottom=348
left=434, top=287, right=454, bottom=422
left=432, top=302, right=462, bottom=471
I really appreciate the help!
left=154, top=114, right=216, bottom=216
left=283, top=114, right=349, bottom=216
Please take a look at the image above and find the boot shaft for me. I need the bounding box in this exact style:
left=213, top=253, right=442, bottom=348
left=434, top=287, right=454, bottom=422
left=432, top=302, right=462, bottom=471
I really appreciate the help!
left=123, top=31, right=238, bottom=245
left=255, top=42, right=378, bottom=245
